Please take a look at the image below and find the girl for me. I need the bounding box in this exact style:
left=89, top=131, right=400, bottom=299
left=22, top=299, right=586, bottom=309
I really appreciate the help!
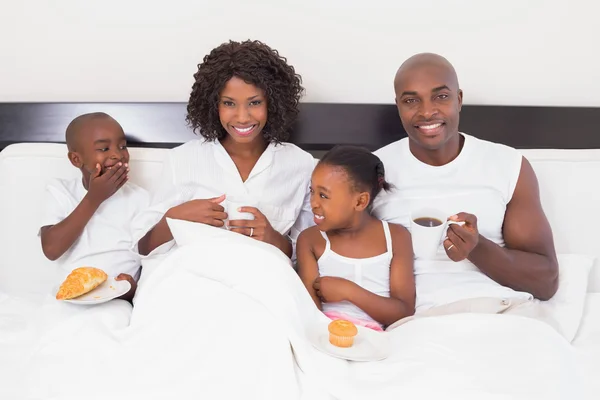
left=297, top=145, right=415, bottom=331
left=136, top=40, right=315, bottom=261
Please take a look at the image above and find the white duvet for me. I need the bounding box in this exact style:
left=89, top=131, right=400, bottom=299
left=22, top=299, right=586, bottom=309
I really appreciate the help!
left=13, top=220, right=586, bottom=400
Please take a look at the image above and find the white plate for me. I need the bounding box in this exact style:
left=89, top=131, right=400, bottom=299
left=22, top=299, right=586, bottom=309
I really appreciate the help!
left=54, top=277, right=131, bottom=305
left=307, top=320, right=391, bottom=362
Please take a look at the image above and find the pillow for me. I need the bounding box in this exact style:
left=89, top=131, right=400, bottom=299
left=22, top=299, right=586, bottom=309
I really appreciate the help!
left=165, top=218, right=292, bottom=267
left=539, top=253, right=594, bottom=342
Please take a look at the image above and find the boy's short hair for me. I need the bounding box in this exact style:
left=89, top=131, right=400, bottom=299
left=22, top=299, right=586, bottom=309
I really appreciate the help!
left=65, top=112, right=117, bottom=151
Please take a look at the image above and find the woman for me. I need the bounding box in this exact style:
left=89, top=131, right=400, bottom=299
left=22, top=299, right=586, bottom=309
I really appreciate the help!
left=136, top=40, right=315, bottom=263
left=123, top=40, right=319, bottom=398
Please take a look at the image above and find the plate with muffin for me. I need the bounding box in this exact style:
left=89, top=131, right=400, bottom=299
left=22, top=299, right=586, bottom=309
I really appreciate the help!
left=307, top=319, right=391, bottom=361
left=54, top=266, right=130, bottom=305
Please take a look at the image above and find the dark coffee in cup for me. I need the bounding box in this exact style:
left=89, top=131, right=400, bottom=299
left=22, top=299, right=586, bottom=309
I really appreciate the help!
left=413, top=217, right=443, bottom=227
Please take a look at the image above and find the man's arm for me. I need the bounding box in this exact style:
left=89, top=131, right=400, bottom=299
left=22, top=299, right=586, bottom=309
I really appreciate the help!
left=41, top=195, right=101, bottom=261
left=451, top=157, right=559, bottom=300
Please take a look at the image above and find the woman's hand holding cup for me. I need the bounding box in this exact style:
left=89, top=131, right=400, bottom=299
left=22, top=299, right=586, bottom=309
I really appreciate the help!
left=166, top=194, right=228, bottom=227
left=228, top=206, right=279, bottom=246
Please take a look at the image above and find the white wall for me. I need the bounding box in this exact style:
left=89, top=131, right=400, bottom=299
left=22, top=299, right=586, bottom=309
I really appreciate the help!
left=1, top=0, right=598, bottom=106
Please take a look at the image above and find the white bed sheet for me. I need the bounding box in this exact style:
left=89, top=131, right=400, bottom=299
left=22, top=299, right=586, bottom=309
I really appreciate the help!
left=573, top=293, right=600, bottom=399
left=20, top=221, right=582, bottom=400
left=1, top=218, right=593, bottom=400
left=0, top=290, right=132, bottom=400
left=0, top=292, right=41, bottom=400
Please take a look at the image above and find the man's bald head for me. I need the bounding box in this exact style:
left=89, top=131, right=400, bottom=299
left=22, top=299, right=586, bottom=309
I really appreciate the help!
left=65, top=112, right=120, bottom=152
left=394, top=53, right=459, bottom=93
left=392, top=53, right=463, bottom=158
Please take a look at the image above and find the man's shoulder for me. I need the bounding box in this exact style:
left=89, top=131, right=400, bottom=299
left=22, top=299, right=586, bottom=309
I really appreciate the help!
left=374, top=137, right=409, bottom=161
left=465, top=133, right=520, bottom=157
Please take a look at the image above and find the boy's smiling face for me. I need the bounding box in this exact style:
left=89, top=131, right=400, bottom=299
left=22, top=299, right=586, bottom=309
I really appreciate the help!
left=67, top=117, right=129, bottom=186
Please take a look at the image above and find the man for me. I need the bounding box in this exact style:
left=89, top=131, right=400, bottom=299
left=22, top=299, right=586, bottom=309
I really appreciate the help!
left=373, top=53, right=559, bottom=322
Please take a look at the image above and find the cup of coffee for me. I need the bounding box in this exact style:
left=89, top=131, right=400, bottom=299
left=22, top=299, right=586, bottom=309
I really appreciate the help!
left=226, top=197, right=257, bottom=227
left=410, top=208, right=449, bottom=259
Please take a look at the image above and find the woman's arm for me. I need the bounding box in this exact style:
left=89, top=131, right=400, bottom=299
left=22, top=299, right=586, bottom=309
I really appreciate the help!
left=133, top=146, right=227, bottom=256
left=228, top=206, right=293, bottom=258
left=133, top=152, right=180, bottom=256
left=137, top=215, right=174, bottom=256
left=138, top=196, right=228, bottom=256
left=272, top=232, right=293, bottom=258
left=296, top=229, right=322, bottom=308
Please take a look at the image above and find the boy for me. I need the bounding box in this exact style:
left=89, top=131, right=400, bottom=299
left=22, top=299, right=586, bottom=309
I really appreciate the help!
left=39, top=112, right=149, bottom=302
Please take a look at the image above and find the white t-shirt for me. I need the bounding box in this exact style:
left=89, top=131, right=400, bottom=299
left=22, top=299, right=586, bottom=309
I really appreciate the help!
left=40, top=178, right=150, bottom=278
left=132, top=139, right=316, bottom=275
left=373, top=133, right=533, bottom=312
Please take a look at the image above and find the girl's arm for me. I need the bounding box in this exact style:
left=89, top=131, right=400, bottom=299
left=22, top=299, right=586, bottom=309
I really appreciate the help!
left=342, top=223, right=416, bottom=326
left=296, top=228, right=323, bottom=309
left=289, top=183, right=315, bottom=264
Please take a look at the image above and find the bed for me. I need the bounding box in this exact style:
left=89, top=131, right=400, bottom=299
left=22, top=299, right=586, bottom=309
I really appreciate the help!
left=1, top=102, right=598, bottom=399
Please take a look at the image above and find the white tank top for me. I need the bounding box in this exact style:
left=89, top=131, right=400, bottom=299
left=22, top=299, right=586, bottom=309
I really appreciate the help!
left=318, top=221, right=393, bottom=324
left=373, top=133, right=533, bottom=312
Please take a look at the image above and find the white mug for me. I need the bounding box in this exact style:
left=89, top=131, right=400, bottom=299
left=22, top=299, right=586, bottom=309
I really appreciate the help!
left=225, top=197, right=257, bottom=227
left=410, top=207, right=455, bottom=260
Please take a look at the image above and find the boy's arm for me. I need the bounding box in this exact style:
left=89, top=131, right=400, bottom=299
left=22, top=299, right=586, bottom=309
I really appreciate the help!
left=115, top=273, right=137, bottom=303
left=296, top=229, right=322, bottom=309
left=40, top=195, right=101, bottom=260
left=41, top=163, right=128, bottom=261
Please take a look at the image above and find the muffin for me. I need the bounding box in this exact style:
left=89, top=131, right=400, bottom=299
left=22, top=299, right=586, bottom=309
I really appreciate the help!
left=328, top=319, right=358, bottom=348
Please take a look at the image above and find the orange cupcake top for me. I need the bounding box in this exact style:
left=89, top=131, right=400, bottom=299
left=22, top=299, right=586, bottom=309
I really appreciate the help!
left=328, top=319, right=358, bottom=337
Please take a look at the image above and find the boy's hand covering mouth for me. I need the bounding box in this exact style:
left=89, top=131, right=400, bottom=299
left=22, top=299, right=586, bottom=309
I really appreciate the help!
left=86, top=162, right=129, bottom=205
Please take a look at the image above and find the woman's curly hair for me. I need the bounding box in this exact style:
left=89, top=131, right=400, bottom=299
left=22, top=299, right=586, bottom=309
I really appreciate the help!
left=186, top=40, right=304, bottom=143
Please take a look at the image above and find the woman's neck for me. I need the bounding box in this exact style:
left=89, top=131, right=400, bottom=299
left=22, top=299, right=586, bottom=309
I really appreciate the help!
left=220, top=137, right=268, bottom=159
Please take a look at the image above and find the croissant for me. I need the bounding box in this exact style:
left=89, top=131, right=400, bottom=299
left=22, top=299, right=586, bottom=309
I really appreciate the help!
left=56, top=267, right=108, bottom=300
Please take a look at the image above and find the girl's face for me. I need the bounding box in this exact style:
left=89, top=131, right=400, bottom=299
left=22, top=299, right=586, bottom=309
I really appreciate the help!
left=218, top=76, right=268, bottom=145
left=309, top=163, right=369, bottom=231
